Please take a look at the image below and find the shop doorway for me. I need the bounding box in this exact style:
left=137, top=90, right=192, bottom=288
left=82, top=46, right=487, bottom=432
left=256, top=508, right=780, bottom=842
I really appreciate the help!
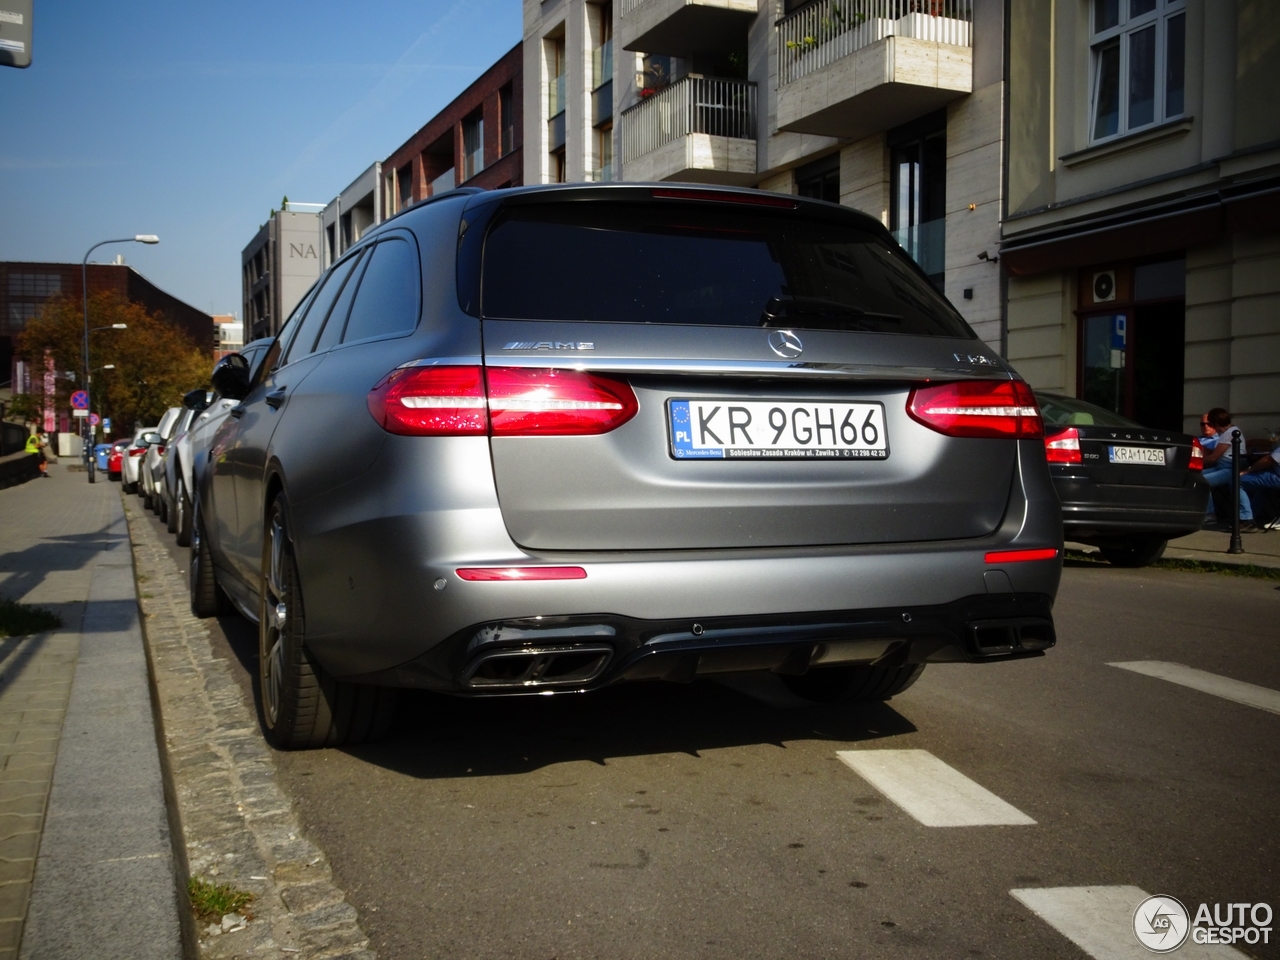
left=1078, top=258, right=1185, bottom=432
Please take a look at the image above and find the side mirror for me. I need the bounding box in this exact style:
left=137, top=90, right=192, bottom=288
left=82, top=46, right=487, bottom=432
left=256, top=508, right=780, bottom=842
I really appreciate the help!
left=142, top=432, right=163, bottom=445
left=183, top=387, right=211, bottom=411
left=210, top=353, right=251, bottom=401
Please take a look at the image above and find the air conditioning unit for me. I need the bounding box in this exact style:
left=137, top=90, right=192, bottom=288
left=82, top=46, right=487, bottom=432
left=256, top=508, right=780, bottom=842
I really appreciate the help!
left=1093, top=270, right=1116, bottom=303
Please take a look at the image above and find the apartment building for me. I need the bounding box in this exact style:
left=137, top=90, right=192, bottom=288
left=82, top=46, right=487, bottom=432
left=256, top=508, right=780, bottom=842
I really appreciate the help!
left=526, top=0, right=1006, bottom=347
left=241, top=205, right=324, bottom=340
left=383, top=43, right=523, bottom=215
left=1001, top=0, right=1280, bottom=437
left=320, top=165, right=382, bottom=270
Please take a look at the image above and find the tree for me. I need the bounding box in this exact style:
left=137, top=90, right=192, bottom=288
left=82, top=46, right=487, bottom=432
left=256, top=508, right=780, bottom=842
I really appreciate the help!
left=15, top=292, right=213, bottom=437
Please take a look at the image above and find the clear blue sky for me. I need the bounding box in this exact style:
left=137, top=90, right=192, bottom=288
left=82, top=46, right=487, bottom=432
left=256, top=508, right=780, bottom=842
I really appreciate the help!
left=0, top=1, right=520, bottom=318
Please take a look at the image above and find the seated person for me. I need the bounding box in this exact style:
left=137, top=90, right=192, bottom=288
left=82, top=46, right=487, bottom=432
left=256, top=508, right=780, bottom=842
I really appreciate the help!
left=1201, top=408, right=1256, bottom=530
left=1240, top=435, right=1280, bottom=527
left=1198, top=412, right=1218, bottom=452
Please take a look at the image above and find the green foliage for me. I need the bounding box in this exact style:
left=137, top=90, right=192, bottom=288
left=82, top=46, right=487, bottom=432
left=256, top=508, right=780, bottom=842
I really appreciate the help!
left=0, top=598, right=62, bottom=639
left=15, top=292, right=211, bottom=437
left=5, top=393, right=41, bottom=425
left=187, top=877, right=255, bottom=925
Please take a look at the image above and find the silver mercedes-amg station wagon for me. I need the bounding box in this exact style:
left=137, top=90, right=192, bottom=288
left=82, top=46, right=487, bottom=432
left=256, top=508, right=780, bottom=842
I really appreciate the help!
left=193, top=184, right=1063, bottom=750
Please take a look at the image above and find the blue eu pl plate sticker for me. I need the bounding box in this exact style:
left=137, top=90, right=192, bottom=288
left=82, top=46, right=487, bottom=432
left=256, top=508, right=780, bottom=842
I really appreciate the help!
left=669, top=400, right=723, bottom=459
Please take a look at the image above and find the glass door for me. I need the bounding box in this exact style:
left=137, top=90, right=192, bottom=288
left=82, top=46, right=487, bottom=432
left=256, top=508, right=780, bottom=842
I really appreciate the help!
left=1081, top=312, right=1129, bottom=416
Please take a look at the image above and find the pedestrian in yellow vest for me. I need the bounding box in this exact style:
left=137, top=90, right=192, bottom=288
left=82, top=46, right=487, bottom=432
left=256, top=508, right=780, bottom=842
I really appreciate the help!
left=25, top=433, right=49, bottom=478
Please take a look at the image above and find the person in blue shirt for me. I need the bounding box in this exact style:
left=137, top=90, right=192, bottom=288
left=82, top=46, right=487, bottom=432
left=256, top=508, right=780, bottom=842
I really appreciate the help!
left=1240, top=433, right=1280, bottom=530
left=1201, top=408, right=1257, bottom=531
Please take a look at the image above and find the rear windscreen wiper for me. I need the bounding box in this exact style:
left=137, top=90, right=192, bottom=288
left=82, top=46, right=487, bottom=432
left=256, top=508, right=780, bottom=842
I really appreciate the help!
left=760, top=296, right=903, bottom=331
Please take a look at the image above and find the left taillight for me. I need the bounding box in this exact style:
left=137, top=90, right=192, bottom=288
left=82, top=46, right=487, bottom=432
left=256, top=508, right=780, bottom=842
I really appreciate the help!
left=1044, top=426, right=1082, bottom=464
left=129, top=448, right=147, bottom=457
left=1189, top=439, right=1204, bottom=471
left=907, top=379, right=1043, bottom=440
left=367, top=365, right=638, bottom=437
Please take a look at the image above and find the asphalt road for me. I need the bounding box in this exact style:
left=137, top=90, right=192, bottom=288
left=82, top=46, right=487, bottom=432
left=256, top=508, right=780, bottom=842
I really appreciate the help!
left=131, top=492, right=1280, bottom=960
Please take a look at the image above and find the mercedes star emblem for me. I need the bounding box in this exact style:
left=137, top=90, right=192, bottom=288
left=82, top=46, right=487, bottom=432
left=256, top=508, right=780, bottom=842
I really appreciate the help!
left=768, top=329, right=803, bottom=359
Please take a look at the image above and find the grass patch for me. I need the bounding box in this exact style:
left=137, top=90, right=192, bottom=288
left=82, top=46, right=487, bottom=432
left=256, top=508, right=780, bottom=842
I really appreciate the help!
left=0, top=598, right=62, bottom=639
left=187, top=876, right=254, bottom=925
left=1065, top=549, right=1280, bottom=581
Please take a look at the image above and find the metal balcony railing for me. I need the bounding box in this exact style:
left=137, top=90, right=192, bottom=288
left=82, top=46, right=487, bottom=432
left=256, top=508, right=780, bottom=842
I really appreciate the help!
left=777, top=0, right=972, bottom=86
left=621, top=77, right=757, bottom=164
left=618, top=0, right=648, bottom=16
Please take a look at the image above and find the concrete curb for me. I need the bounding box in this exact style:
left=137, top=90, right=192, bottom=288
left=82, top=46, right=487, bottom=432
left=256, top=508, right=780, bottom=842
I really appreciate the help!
left=121, top=495, right=376, bottom=960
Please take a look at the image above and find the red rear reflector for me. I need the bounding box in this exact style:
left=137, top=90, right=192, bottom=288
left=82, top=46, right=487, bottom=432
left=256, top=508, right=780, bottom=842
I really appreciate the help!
left=1043, top=426, right=1081, bottom=464
left=907, top=380, right=1043, bottom=439
left=651, top=188, right=798, bottom=209
left=486, top=367, right=638, bottom=436
left=984, top=548, right=1059, bottom=564
left=455, top=566, right=587, bottom=581
left=368, top=365, right=637, bottom=437
left=1189, top=439, right=1204, bottom=470
left=129, top=448, right=146, bottom=457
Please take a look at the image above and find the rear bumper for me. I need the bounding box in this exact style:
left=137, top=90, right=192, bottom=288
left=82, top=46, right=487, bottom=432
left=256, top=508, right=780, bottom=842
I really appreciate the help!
left=351, top=592, right=1057, bottom=695
left=1052, top=473, right=1206, bottom=541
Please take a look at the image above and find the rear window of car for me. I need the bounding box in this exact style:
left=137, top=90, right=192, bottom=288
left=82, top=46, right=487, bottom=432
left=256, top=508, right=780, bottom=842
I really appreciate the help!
left=480, top=203, right=973, bottom=338
left=1037, top=393, right=1139, bottom=428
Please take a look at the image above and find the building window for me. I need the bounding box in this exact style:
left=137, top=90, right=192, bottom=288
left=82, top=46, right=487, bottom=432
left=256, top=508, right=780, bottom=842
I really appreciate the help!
left=796, top=153, right=840, bottom=203
left=548, top=36, right=566, bottom=180
left=499, top=84, right=515, bottom=157
left=593, top=6, right=613, bottom=91
left=1090, top=0, right=1186, bottom=142
left=595, top=124, right=613, bottom=182
left=8, top=273, right=61, bottom=297
left=398, top=163, right=413, bottom=210
left=890, top=114, right=946, bottom=291
left=552, top=148, right=567, bottom=183
left=463, top=111, right=484, bottom=181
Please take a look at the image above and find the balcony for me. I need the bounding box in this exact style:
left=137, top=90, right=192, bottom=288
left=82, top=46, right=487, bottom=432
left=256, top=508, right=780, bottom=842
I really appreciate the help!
left=775, top=0, right=972, bottom=140
left=618, top=0, right=757, bottom=60
left=621, top=76, right=757, bottom=184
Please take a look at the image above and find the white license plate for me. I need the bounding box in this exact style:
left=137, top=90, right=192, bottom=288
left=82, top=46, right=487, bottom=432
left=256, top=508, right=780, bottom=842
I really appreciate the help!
left=1109, top=445, right=1166, bottom=465
left=668, top=399, right=889, bottom=460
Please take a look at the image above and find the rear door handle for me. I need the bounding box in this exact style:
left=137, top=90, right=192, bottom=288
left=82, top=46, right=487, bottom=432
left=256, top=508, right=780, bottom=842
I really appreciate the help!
left=265, top=388, right=287, bottom=410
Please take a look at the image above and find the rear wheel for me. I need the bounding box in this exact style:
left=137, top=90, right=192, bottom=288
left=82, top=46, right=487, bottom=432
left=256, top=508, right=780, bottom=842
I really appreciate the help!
left=190, top=503, right=232, bottom=618
left=781, top=663, right=925, bottom=704
left=163, top=487, right=176, bottom=531
left=258, top=494, right=396, bottom=750
left=1099, top=536, right=1167, bottom=568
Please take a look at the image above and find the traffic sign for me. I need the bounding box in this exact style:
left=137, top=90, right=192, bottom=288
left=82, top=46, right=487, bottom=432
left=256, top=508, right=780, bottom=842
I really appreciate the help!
left=72, top=409, right=88, bottom=418
left=89, top=413, right=101, bottom=426
left=103, top=418, right=112, bottom=432
left=70, top=390, right=89, bottom=410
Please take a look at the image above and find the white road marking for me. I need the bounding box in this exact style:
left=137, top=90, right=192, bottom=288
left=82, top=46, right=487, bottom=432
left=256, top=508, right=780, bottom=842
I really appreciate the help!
left=1011, top=886, right=1247, bottom=959
left=1109, top=661, right=1280, bottom=715
left=836, top=749, right=1035, bottom=827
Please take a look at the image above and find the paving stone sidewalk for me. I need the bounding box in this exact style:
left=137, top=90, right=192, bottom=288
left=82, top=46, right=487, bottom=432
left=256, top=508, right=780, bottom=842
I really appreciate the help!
left=122, top=490, right=375, bottom=959
left=0, top=464, right=183, bottom=959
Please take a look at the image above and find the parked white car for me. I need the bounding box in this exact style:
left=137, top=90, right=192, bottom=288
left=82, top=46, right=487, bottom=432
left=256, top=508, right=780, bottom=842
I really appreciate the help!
left=141, top=407, right=183, bottom=511
left=121, top=426, right=157, bottom=493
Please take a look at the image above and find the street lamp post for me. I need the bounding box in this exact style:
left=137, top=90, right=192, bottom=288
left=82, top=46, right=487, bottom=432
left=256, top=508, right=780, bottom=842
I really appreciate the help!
left=82, top=235, right=158, bottom=482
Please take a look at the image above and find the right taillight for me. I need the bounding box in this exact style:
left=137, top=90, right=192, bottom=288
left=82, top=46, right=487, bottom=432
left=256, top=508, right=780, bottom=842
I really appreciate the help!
left=1189, top=439, right=1204, bottom=470
left=906, top=379, right=1044, bottom=439
left=367, top=365, right=638, bottom=437
left=1044, top=426, right=1082, bottom=464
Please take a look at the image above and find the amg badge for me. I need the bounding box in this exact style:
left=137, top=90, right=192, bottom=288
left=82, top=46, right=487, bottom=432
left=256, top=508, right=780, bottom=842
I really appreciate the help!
left=503, top=341, right=595, bottom=351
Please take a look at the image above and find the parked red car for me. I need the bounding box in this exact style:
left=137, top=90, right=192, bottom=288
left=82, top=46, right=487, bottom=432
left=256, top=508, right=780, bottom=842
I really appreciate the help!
left=107, top=439, right=130, bottom=481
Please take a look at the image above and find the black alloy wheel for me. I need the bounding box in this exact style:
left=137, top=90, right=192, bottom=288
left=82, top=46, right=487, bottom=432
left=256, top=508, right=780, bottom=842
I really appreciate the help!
left=190, top=503, right=231, bottom=619
left=781, top=663, right=926, bottom=704
left=258, top=493, right=396, bottom=750
left=175, top=478, right=193, bottom=547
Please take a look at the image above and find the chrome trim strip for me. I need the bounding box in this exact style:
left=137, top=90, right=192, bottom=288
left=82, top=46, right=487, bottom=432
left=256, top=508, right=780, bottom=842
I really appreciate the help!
left=397, top=356, right=483, bottom=368
left=480, top=355, right=1007, bottom=380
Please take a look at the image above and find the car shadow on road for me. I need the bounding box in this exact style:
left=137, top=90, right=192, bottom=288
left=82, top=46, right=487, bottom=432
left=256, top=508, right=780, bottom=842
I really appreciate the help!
left=341, top=680, right=917, bottom=781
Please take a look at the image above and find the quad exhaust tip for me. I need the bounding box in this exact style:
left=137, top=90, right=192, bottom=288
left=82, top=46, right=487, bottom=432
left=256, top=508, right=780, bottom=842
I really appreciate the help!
left=463, top=644, right=614, bottom=690
left=967, top=618, right=1055, bottom=656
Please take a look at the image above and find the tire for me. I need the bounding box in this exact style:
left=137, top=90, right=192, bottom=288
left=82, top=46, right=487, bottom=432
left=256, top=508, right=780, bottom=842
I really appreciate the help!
left=258, top=493, right=396, bottom=750
left=190, top=503, right=232, bottom=619
left=175, top=479, right=193, bottom=548
left=1099, top=536, right=1167, bottom=568
left=781, top=663, right=926, bottom=704
left=164, top=488, right=176, bottom=532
